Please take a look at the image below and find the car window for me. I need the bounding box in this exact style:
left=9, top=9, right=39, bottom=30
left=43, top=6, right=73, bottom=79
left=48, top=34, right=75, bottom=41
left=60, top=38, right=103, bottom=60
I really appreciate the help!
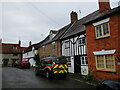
left=54, top=57, right=67, bottom=64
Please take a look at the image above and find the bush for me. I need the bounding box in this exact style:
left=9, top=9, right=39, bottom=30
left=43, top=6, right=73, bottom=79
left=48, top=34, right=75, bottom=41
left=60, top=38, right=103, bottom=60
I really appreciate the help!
left=83, top=74, right=93, bottom=81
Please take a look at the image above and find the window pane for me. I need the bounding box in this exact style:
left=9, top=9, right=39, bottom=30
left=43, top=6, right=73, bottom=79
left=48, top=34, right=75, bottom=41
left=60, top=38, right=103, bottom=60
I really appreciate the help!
left=97, top=56, right=104, bottom=68
left=82, top=38, right=85, bottom=44
left=65, top=41, right=69, bottom=48
left=85, top=57, right=88, bottom=64
left=96, top=26, right=102, bottom=37
left=105, top=55, right=115, bottom=69
left=103, top=23, right=109, bottom=35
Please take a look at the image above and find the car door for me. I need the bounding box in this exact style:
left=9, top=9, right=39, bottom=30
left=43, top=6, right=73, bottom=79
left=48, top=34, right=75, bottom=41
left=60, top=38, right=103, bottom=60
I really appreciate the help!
left=40, top=60, right=46, bottom=74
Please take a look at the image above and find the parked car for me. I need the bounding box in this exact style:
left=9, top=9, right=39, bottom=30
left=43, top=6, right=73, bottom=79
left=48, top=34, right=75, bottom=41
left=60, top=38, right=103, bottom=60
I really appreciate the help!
left=16, top=60, right=30, bottom=69
left=97, top=79, right=120, bottom=90
left=12, top=60, right=19, bottom=67
left=35, top=56, right=68, bottom=79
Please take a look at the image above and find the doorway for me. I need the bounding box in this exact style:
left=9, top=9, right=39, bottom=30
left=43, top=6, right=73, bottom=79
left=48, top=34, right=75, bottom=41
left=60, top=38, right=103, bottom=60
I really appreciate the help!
left=2, top=59, right=9, bottom=67
left=74, top=55, right=81, bottom=73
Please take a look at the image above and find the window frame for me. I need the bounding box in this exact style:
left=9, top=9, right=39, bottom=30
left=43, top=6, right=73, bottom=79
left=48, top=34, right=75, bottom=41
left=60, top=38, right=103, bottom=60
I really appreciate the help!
left=51, top=42, right=56, bottom=50
left=42, top=46, right=45, bottom=53
left=78, top=38, right=86, bottom=46
left=65, top=41, right=70, bottom=49
left=95, top=23, right=110, bottom=39
left=81, top=56, right=88, bottom=65
left=95, top=55, right=116, bottom=72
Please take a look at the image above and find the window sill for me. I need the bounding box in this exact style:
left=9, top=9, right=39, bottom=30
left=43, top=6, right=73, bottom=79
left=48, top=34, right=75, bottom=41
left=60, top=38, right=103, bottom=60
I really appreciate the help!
left=95, top=35, right=110, bottom=40
left=96, top=69, right=116, bottom=73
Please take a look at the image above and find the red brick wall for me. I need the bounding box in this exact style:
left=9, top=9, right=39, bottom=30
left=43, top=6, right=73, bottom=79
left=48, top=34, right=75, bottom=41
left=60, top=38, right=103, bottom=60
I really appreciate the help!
left=86, top=14, right=120, bottom=80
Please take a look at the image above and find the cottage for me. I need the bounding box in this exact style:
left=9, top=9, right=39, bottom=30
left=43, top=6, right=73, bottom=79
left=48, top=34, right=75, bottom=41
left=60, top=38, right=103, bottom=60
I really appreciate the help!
left=84, top=0, right=120, bottom=80
left=38, top=27, right=71, bottom=59
left=1, top=40, right=26, bottom=66
left=60, top=10, right=99, bottom=75
left=23, top=41, right=41, bottom=66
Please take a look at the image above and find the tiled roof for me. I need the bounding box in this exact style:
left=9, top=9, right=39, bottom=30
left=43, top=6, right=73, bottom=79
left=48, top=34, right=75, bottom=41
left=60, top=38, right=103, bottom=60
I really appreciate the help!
left=1, top=43, right=27, bottom=54
left=24, top=40, right=43, bottom=53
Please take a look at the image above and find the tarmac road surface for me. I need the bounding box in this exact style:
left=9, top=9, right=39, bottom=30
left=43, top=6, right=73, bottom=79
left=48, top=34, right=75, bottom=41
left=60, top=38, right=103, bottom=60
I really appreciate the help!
left=2, top=67, right=95, bottom=89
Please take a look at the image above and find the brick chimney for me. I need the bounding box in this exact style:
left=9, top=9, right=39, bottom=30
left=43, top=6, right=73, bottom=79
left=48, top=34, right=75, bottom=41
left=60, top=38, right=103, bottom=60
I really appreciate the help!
left=29, top=41, right=32, bottom=46
left=98, top=0, right=111, bottom=13
left=70, top=11, right=78, bottom=23
left=18, top=40, right=21, bottom=46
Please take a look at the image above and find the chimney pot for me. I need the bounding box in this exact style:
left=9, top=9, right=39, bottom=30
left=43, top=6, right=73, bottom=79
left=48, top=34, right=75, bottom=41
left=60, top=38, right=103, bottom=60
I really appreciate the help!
left=18, top=40, right=21, bottom=46
left=29, top=41, right=32, bottom=46
left=70, top=11, right=78, bottom=23
left=98, top=0, right=111, bottom=13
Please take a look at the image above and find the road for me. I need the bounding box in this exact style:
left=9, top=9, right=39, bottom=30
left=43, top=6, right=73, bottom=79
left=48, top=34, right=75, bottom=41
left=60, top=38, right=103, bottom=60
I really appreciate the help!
left=2, top=67, right=95, bottom=88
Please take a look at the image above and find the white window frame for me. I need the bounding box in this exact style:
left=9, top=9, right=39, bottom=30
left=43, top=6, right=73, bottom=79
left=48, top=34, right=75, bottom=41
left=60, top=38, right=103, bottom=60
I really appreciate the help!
left=65, top=41, right=70, bottom=49
left=78, top=38, right=86, bottom=46
left=95, top=55, right=116, bottom=72
left=51, top=42, right=56, bottom=50
left=81, top=56, right=88, bottom=65
left=42, top=46, right=45, bottom=53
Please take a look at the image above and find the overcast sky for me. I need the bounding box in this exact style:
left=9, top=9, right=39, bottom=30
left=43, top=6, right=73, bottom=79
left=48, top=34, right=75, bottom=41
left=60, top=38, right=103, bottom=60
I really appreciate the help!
left=0, top=0, right=119, bottom=47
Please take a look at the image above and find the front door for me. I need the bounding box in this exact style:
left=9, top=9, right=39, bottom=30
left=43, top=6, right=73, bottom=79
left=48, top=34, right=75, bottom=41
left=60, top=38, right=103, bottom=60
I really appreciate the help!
left=74, top=55, right=81, bottom=73
left=2, top=59, right=9, bottom=67
left=80, top=56, right=88, bottom=75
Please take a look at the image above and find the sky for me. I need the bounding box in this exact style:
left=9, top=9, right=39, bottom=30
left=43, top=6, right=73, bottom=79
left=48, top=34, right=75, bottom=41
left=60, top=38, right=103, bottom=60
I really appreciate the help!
left=0, top=0, right=119, bottom=47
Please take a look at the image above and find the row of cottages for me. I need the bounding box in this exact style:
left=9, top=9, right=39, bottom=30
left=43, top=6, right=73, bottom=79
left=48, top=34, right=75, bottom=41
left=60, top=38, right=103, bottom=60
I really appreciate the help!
left=37, top=0, right=120, bottom=80
left=61, top=0, right=120, bottom=79
left=0, top=40, right=26, bottom=66
left=23, top=41, right=42, bottom=67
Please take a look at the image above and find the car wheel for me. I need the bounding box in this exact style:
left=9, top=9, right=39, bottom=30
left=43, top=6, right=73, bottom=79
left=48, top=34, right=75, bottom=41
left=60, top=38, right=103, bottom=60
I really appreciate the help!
left=35, top=69, right=39, bottom=76
left=46, top=71, right=50, bottom=79
left=62, top=75, right=67, bottom=79
left=98, top=85, right=112, bottom=90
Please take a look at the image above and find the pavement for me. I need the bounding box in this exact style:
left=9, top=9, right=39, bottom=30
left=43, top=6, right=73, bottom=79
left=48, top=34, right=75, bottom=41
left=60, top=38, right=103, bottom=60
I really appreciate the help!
left=2, top=67, right=96, bottom=89
left=66, top=73, right=100, bottom=86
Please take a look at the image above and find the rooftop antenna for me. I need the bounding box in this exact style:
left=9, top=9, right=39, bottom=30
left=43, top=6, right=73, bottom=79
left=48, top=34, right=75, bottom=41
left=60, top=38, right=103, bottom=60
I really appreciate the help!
left=77, top=9, right=81, bottom=19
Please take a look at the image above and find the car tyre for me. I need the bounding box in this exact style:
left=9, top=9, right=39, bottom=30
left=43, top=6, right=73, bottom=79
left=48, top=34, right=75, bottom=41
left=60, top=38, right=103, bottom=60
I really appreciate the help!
left=98, top=85, right=112, bottom=90
left=35, top=69, right=39, bottom=76
left=46, top=71, right=50, bottom=79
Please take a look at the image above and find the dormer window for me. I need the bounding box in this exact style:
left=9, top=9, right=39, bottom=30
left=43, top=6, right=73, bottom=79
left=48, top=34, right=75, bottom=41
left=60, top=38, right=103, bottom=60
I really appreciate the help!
left=49, top=30, right=57, bottom=40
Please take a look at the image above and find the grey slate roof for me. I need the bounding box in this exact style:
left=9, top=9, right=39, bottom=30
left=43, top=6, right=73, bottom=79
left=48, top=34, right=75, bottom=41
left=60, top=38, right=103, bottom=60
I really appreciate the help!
left=24, top=40, right=43, bottom=53
left=40, top=24, right=72, bottom=46
left=84, top=6, right=120, bottom=25
left=60, top=10, right=99, bottom=40
left=32, top=6, right=120, bottom=49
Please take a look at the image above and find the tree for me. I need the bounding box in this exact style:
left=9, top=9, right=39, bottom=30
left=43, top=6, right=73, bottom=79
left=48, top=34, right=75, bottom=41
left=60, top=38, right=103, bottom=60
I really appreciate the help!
left=33, top=54, right=40, bottom=65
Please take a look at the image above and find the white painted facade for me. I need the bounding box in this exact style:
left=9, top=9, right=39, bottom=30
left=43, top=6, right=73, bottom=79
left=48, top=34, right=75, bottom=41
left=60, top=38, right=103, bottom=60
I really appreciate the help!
left=62, top=33, right=88, bottom=75
left=1, top=53, right=21, bottom=66
left=23, top=47, right=37, bottom=67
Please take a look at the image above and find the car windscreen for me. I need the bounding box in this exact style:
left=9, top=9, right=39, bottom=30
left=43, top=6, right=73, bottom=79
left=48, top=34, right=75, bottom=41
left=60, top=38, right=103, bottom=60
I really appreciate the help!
left=54, top=57, right=67, bottom=64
